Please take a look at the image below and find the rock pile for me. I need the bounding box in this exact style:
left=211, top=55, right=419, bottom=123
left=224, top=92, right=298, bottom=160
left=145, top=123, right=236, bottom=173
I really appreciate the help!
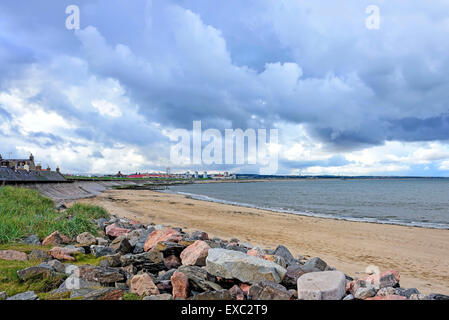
left=1, top=215, right=448, bottom=301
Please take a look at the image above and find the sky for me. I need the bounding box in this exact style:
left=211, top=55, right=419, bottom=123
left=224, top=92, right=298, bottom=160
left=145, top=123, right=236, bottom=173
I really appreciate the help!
left=1, top=0, right=449, bottom=176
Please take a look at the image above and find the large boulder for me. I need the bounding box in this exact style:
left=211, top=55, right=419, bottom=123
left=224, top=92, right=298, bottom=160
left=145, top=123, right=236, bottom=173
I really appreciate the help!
left=0, top=250, right=28, bottom=261
left=130, top=273, right=160, bottom=297
left=206, top=248, right=287, bottom=284
left=180, top=240, right=211, bottom=266
left=144, top=228, right=183, bottom=252
left=297, top=271, right=346, bottom=300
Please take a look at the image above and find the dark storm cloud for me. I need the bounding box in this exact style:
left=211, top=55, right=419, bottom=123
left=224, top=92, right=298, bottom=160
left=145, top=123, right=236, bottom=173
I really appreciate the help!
left=1, top=0, right=449, bottom=174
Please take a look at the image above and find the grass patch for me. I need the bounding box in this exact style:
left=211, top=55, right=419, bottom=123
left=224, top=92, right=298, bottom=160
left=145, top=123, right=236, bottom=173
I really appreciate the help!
left=123, top=293, right=143, bottom=300
left=66, top=203, right=109, bottom=220
left=0, top=186, right=110, bottom=244
left=0, top=259, right=64, bottom=297
left=71, top=253, right=104, bottom=266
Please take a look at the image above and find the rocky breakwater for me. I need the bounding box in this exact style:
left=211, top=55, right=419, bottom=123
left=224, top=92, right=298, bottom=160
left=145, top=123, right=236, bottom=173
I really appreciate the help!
left=1, top=215, right=449, bottom=301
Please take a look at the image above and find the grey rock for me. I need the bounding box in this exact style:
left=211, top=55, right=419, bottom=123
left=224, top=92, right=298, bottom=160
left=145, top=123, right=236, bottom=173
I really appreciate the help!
left=96, top=218, right=109, bottom=230
left=225, top=243, right=247, bottom=253
left=248, top=281, right=293, bottom=300
left=7, top=291, right=38, bottom=300
left=76, top=232, right=97, bottom=245
left=343, top=294, right=354, bottom=300
left=78, top=265, right=125, bottom=284
left=54, top=274, right=101, bottom=293
left=428, top=293, right=449, bottom=300
left=110, top=237, right=133, bottom=254
left=83, top=288, right=124, bottom=300
left=17, top=265, right=55, bottom=281
left=409, top=293, right=429, bottom=300
left=70, top=288, right=96, bottom=299
left=282, top=265, right=307, bottom=289
left=206, top=248, right=287, bottom=284
left=64, top=245, right=85, bottom=254
left=120, top=251, right=164, bottom=273
left=191, top=289, right=233, bottom=300
left=297, top=271, right=346, bottom=300
left=376, top=286, right=397, bottom=296
left=56, top=202, right=67, bottom=211
left=23, top=234, right=41, bottom=245
left=90, top=245, right=116, bottom=257
left=301, top=257, right=328, bottom=273
left=132, top=230, right=151, bottom=254
left=177, top=265, right=223, bottom=292
left=96, top=237, right=109, bottom=246
left=190, top=231, right=209, bottom=241
left=354, top=287, right=376, bottom=299
left=99, top=253, right=122, bottom=268
left=395, top=288, right=420, bottom=298
left=46, top=260, right=66, bottom=273
left=273, top=245, right=297, bottom=267
left=143, top=293, right=173, bottom=300
left=28, top=249, right=51, bottom=261
left=157, top=268, right=177, bottom=282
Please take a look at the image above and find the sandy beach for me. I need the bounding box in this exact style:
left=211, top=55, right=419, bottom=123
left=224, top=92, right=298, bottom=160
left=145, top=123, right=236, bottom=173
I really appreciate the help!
left=77, top=188, right=449, bottom=295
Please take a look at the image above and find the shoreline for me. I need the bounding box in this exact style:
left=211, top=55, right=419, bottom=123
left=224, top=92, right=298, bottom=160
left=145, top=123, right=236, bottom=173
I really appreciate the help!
left=76, top=189, right=449, bottom=295
left=166, top=189, right=449, bottom=230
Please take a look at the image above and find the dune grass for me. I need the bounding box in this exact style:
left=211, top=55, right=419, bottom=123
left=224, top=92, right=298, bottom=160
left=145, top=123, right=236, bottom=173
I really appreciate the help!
left=0, top=186, right=110, bottom=244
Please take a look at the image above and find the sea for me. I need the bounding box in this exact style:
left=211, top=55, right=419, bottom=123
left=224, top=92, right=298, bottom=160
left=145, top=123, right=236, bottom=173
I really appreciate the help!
left=167, top=178, right=449, bottom=230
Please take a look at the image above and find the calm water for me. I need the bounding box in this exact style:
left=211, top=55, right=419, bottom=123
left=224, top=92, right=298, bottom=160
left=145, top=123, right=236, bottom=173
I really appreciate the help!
left=168, top=179, right=449, bottom=229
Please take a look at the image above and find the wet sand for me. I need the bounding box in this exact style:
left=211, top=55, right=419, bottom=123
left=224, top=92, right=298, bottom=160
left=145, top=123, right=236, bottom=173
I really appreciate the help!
left=77, top=189, right=449, bottom=295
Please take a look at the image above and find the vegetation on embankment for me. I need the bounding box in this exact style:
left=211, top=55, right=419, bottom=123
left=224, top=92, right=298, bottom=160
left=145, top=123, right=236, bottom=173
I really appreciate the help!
left=0, top=186, right=109, bottom=244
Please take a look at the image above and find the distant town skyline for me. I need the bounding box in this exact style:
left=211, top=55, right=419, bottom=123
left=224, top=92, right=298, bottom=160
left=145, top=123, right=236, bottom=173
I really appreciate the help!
left=1, top=1, right=449, bottom=176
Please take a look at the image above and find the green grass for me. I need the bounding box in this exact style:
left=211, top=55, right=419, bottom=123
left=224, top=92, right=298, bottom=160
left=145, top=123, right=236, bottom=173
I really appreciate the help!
left=65, top=203, right=109, bottom=220
left=123, top=293, right=143, bottom=300
left=0, top=259, right=65, bottom=297
left=0, top=186, right=110, bottom=244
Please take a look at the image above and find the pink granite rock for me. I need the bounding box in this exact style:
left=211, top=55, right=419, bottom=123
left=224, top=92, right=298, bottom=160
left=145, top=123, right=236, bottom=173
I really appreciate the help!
left=171, top=271, right=189, bottom=299
left=42, top=231, right=70, bottom=246
left=130, top=273, right=160, bottom=297
left=180, top=240, right=210, bottom=266
left=144, top=228, right=182, bottom=252
left=0, top=250, right=28, bottom=261
left=105, top=224, right=130, bottom=238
